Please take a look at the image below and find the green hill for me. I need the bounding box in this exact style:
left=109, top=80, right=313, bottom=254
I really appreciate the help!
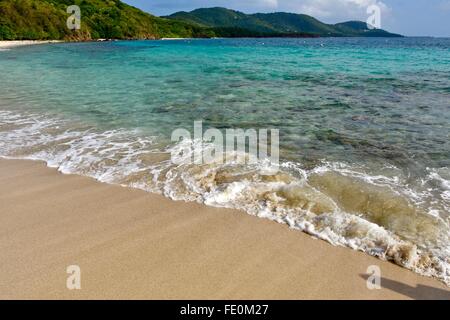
left=251, top=12, right=339, bottom=36
left=0, top=0, right=212, bottom=40
left=167, top=7, right=402, bottom=37
left=333, top=21, right=397, bottom=37
left=0, top=2, right=402, bottom=40
left=167, top=7, right=277, bottom=33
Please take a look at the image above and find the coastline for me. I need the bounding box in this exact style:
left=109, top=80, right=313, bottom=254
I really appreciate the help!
left=1, top=158, right=449, bottom=299
left=0, top=40, right=63, bottom=49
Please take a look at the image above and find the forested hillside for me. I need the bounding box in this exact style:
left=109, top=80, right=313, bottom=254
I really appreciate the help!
left=0, top=0, right=211, bottom=40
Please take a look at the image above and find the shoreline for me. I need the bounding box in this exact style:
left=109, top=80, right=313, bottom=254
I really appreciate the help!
left=0, top=36, right=414, bottom=49
left=0, top=40, right=63, bottom=49
left=0, top=158, right=449, bottom=299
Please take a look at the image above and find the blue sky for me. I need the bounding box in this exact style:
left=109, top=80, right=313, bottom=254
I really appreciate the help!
left=124, top=0, right=450, bottom=37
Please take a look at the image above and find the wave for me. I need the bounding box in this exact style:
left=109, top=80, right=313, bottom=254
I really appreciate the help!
left=1, top=109, right=449, bottom=285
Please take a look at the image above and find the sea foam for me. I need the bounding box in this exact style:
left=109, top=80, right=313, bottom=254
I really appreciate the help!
left=1, top=109, right=449, bottom=285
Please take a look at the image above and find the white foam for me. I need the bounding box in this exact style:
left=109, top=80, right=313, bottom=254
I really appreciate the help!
left=1, top=109, right=449, bottom=285
left=0, top=110, right=159, bottom=186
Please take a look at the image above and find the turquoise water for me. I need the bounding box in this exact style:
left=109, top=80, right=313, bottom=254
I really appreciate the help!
left=1, top=38, right=450, bottom=283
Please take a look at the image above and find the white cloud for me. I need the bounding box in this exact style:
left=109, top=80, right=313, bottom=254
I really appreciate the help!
left=204, top=0, right=391, bottom=23
left=131, top=0, right=392, bottom=23
left=276, top=0, right=390, bottom=22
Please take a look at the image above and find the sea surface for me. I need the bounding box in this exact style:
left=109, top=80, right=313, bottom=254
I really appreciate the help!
left=1, top=38, right=449, bottom=284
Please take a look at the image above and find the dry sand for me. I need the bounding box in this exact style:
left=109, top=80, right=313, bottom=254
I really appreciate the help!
left=0, top=158, right=449, bottom=300
left=0, top=40, right=62, bottom=49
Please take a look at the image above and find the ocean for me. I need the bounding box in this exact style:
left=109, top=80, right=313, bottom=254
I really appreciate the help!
left=0, top=37, right=449, bottom=284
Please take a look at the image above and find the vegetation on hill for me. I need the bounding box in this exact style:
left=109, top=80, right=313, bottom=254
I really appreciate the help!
left=0, top=2, right=401, bottom=40
left=0, top=0, right=212, bottom=40
left=167, top=7, right=402, bottom=38
left=167, top=7, right=277, bottom=34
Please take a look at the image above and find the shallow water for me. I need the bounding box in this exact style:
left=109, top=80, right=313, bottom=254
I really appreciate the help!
left=1, top=38, right=449, bottom=284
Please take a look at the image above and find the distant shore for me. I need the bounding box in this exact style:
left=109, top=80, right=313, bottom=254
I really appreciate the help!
left=1, top=158, right=449, bottom=299
left=0, top=40, right=63, bottom=49
left=0, top=36, right=412, bottom=49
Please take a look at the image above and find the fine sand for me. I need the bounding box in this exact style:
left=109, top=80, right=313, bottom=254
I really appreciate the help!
left=0, top=40, right=62, bottom=49
left=0, top=158, right=449, bottom=300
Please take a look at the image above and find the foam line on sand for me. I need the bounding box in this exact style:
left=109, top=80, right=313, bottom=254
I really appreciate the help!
left=0, top=158, right=449, bottom=299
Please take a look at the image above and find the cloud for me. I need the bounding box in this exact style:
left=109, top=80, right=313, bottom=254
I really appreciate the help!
left=146, top=0, right=278, bottom=12
left=277, top=0, right=390, bottom=22
left=128, top=0, right=391, bottom=23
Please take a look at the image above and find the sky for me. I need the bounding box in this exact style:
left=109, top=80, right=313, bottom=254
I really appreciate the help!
left=124, top=0, right=450, bottom=37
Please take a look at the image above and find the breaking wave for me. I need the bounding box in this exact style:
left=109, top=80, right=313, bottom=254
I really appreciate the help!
left=1, top=109, right=449, bottom=285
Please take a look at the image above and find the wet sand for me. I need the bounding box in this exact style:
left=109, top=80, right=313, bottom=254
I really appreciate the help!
left=0, top=158, right=449, bottom=299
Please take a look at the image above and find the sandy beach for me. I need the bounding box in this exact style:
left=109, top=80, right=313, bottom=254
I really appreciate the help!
left=0, top=40, right=62, bottom=49
left=0, top=158, right=449, bottom=300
